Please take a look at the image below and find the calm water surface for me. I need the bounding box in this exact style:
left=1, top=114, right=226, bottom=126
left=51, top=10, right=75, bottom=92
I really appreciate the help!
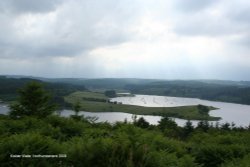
left=110, top=95, right=250, bottom=127
left=1, top=95, right=250, bottom=127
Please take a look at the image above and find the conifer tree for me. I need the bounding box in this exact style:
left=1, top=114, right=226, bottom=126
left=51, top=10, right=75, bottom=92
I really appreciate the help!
left=10, top=81, right=56, bottom=118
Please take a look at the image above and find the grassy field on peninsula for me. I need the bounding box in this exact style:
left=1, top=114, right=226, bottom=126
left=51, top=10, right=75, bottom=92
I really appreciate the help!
left=64, top=91, right=220, bottom=121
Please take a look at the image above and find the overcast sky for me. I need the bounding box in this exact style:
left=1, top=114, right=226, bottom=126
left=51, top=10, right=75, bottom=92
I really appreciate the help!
left=0, top=0, right=250, bottom=80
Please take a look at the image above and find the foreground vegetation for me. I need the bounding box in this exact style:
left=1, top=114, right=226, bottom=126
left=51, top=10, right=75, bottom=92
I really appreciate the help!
left=65, top=91, right=219, bottom=121
left=1, top=114, right=250, bottom=167
left=1, top=81, right=250, bottom=166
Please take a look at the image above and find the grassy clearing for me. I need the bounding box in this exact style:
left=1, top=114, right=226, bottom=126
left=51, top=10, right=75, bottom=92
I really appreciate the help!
left=64, top=91, right=220, bottom=121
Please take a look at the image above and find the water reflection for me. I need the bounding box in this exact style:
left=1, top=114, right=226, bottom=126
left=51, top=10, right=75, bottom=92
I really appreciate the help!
left=60, top=110, right=198, bottom=126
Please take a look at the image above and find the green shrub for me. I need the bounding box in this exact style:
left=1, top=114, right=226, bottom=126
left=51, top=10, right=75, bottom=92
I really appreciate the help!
left=0, top=133, right=63, bottom=167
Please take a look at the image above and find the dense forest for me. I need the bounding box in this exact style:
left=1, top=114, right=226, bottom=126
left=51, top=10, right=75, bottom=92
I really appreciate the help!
left=0, top=81, right=250, bottom=166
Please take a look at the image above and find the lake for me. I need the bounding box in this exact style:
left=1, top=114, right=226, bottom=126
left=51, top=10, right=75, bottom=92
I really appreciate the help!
left=110, top=95, right=250, bottom=127
left=1, top=95, right=250, bottom=127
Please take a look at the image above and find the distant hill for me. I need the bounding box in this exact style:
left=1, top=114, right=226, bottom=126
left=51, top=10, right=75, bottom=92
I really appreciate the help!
left=125, top=80, right=250, bottom=105
left=36, top=77, right=163, bottom=90
left=1, top=75, right=250, bottom=105
left=198, top=79, right=250, bottom=87
left=0, top=76, right=87, bottom=108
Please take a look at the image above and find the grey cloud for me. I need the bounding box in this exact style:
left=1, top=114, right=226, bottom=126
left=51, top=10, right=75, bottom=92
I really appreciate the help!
left=173, top=15, right=236, bottom=36
left=0, top=42, right=85, bottom=58
left=225, top=2, right=250, bottom=24
left=0, top=0, right=139, bottom=58
left=173, top=0, right=250, bottom=37
left=240, top=37, right=250, bottom=48
left=229, top=34, right=250, bottom=49
left=175, top=0, right=216, bottom=12
left=0, top=0, right=64, bottom=14
left=0, top=0, right=250, bottom=80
